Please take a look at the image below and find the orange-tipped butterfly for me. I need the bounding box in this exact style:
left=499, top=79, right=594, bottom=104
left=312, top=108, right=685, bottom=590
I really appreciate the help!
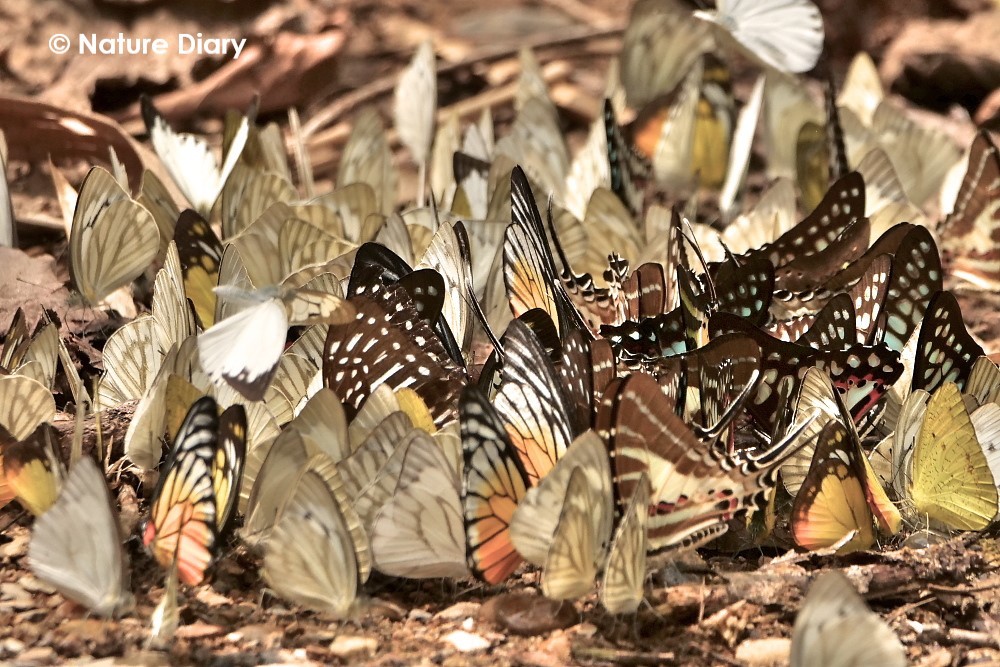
left=143, top=397, right=246, bottom=585
left=461, top=386, right=530, bottom=584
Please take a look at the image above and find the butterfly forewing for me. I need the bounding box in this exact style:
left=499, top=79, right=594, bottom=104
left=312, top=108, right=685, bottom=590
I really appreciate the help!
left=460, top=387, right=529, bottom=584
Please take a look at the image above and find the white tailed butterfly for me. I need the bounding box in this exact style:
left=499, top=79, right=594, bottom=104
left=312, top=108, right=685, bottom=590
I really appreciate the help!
left=141, top=96, right=250, bottom=217
left=791, top=572, right=905, bottom=667
left=694, top=0, right=824, bottom=75
left=28, top=457, right=134, bottom=617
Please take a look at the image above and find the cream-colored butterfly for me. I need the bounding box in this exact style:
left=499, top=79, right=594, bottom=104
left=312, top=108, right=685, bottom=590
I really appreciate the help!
left=70, top=166, right=159, bottom=305
left=28, top=457, right=134, bottom=617
left=0, top=129, right=14, bottom=248
left=790, top=572, right=905, bottom=667
left=370, top=429, right=468, bottom=579
left=394, top=40, right=437, bottom=207
left=509, top=431, right=614, bottom=601
left=600, top=472, right=649, bottom=614
left=263, top=455, right=371, bottom=617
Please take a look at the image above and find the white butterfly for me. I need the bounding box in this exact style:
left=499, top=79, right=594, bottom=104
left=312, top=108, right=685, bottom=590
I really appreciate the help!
left=695, top=0, right=825, bottom=75
left=28, top=457, right=134, bottom=617
left=197, top=284, right=353, bottom=401
left=790, top=572, right=905, bottom=667
left=141, top=96, right=250, bottom=217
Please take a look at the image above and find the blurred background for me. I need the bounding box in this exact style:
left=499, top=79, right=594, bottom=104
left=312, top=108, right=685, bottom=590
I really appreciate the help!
left=2, top=0, right=999, bottom=211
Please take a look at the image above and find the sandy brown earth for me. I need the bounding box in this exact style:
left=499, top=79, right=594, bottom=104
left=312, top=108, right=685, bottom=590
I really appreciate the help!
left=2, top=0, right=1000, bottom=665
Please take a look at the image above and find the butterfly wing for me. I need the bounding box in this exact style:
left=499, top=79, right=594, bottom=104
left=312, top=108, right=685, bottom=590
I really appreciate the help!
left=144, top=397, right=219, bottom=585
left=29, top=457, right=131, bottom=617
left=461, top=386, right=530, bottom=584
left=910, top=383, right=997, bottom=530
left=791, top=572, right=905, bottom=667
left=790, top=421, right=875, bottom=554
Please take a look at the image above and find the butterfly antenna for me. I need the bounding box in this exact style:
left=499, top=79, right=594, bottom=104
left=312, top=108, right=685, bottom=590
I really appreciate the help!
left=679, top=218, right=718, bottom=305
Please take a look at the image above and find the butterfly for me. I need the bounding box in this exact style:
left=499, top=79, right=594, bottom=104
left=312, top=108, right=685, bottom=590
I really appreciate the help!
left=911, top=290, right=984, bottom=394
left=494, top=319, right=582, bottom=485
left=693, top=0, right=824, bottom=75
left=461, top=386, right=530, bottom=585
left=628, top=56, right=703, bottom=188
left=172, top=209, right=224, bottom=328
left=393, top=40, right=437, bottom=207
left=1, top=309, right=59, bottom=390
left=28, top=457, right=134, bottom=617
left=907, top=382, right=997, bottom=531
left=597, top=372, right=813, bottom=554
left=0, top=373, right=56, bottom=441
left=199, top=284, right=355, bottom=401
left=143, top=397, right=246, bottom=585
left=599, top=471, right=650, bottom=614
left=620, top=0, right=712, bottom=111
left=938, top=131, right=1000, bottom=290
left=263, top=454, right=371, bottom=617
left=2, top=423, right=63, bottom=516
left=370, top=428, right=468, bottom=579
left=69, top=166, right=160, bottom=306
left=790, top=572, right=906, bottom=667
left=837, top=52, right=883, bottom=127
left=789, top=419, right=894, bottom=554
left=141, top=96, right=250, bottom=218
left=324, top=280, right=467, bottom=426
left=504, top=167, right=592, bottom=338
left=0, top=129, right=14, bottom=248
left=509, top=431, right=613, bottom=591
left=338, top=108, right=397, bottom=217
left=709, top=312, right=902, bottom=436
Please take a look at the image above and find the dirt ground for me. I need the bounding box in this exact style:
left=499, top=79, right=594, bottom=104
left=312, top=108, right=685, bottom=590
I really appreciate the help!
left=2, top=0, right=1000, bottom=665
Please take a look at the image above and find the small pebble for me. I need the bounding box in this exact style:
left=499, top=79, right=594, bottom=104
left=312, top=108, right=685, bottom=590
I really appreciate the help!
left=734, top=637, right=790, bottom=665
left=434, top=601, right=481, bottom=622
left=15, top=646, right=57, bottom=666
left=329, top=635, right=378, bottom=660
left=408, top=608, right=432, bottom=623
left=443, top=630, right=491, bottom=653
